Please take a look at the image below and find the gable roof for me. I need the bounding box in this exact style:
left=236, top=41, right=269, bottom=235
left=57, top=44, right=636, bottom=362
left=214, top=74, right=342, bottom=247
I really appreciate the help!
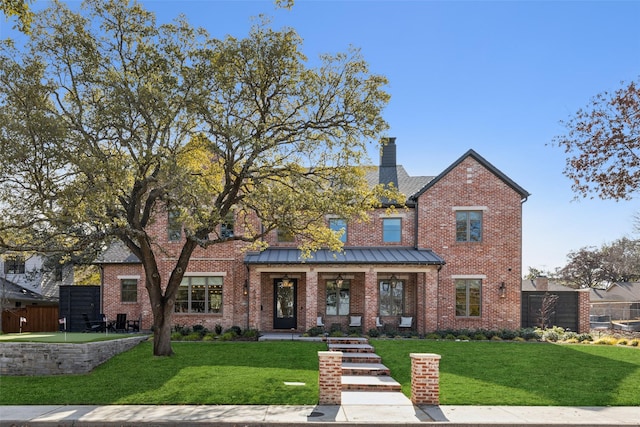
left=364, top=165, right=434, bottom=205
left=0, top=277, right=58, bottom=303
left=95, top=241, right=141, bottom=264
left=410, top=149, right=530, bottom=201
left=591, top=282, right=640, bottom=302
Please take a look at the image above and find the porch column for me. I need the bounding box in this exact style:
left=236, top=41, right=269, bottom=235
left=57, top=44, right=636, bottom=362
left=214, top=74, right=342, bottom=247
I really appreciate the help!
left=305, top=269, right=318, bottom=332
left=363, top=268, right=378, bottom=334
left=424, top=268, right=439, bottom=332
left=248, top=268, right=262, bottom=331
left=416, top=271, right=426, bottom=335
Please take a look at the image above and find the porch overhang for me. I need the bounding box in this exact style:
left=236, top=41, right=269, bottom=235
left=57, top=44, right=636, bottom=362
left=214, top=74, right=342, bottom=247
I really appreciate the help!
left=244, top=246, right=445, bottom=266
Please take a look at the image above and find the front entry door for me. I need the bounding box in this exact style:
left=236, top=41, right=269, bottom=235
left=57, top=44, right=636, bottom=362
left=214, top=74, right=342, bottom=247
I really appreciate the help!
left=274, top=278, right=297, bottom=329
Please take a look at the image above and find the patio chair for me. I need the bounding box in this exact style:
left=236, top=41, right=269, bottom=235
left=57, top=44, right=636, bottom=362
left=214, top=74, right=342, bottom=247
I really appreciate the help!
left=317, top=315, right=325, bottom=328
left=376, top=316, right=383, bottom=328
left=82, top=313, right=104, bottom=332
left=348, top=315, right=362, bottom=328
left=127, top=315, right=140, bottom=332
left=115, top=313, right=127, bottom=333
left=398, top=316, right=413, bottom=330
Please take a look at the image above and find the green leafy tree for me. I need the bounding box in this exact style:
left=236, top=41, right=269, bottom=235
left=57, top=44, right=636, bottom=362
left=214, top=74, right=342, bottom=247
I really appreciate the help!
left=1, top=0, right=33, bottom=33
left=554, top=77, right=640, bottom=200
left=0, top=0, right=396, bottom=355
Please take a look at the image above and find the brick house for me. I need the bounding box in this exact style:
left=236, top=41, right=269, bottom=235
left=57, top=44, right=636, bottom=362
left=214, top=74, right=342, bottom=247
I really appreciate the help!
left=97, top=138, right=529, bottom=334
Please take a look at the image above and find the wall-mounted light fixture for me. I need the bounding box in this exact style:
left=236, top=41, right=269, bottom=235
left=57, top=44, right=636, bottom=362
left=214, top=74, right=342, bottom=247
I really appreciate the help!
left=335, top=273, right=344, bottom=288
left=243, top=280, right=248, bottom=296
left=281, top=274, right=293, bottom=288
left=498, top=282, right=506, bottom=298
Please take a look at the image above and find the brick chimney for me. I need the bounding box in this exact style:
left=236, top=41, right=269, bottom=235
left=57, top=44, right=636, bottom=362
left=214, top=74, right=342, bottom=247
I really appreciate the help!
left=379, top=137, right=398, bottom=189
left=534, top=276, right=549, bottom=291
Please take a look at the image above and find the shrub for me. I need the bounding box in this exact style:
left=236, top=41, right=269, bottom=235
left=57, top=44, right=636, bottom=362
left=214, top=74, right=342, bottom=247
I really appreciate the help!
left=184, top=332, right=202, bottom=341
left=330, top=323, right=343, bottom=334
left=473, top=333, right=488, bottom=341
left=425, top=333, right=440, bottom=340
left=219, top=331, right=236, bottom=341
left=617, top=338, right=628, bottom=346
left=542, top=329, right=560, bottom=342
left=202, top=333, right=216, bottom=341
left=629, top=338, right=639, bottom=347
left=329, top=330, right=344, bottom=337
left=498, top=329, right=518, bottom=340
left=594, top=337, right=618, bottom=345
left=225, top=326, right=242, bottom=336
left=444, top=334, right=456, bottom=340
left=456, top=335, right=470, bottom=341
left=192, top=324, right=207, bottom=336
left=490, top=335, right=503, bottom=341
left=214, top=324, right=223, bottom=335
left=577, top=333, right=592, bottom=342
left=306, top=327, right=324, bottom=337
left=513, top=336, right=526, bottom=342
left=563, top=331, right=578, bottom=341
left=367, top=328, right=380, bottom=337
left=242, top=329, right=259, bottom=339
left=170, top=332, right=183, bottom=341
left=348, top=328, right=361, bottom=336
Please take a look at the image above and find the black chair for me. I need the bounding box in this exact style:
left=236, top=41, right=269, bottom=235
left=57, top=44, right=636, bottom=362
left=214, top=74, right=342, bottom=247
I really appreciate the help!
left=127, top=316, right=140, bottom=333
left=115, top=313, right=127, bottom=333
left=82, top=313, right=104, bottom=332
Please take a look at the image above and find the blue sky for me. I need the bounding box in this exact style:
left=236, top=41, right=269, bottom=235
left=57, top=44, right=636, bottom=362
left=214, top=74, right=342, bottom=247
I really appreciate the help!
left=3, top=1, right=640, bottom=272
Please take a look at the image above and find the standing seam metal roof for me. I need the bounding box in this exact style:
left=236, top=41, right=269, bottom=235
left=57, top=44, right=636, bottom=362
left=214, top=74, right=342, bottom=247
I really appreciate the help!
left=244, top=247, right=445, bottom=265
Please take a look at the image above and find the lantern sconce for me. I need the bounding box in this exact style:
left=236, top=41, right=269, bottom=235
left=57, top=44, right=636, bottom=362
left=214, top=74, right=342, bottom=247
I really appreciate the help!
left=498, top=282, right=506, bottom=298
left=243, top=280, right=248, bottom=296
left=335, top=273, right=344, bottom=288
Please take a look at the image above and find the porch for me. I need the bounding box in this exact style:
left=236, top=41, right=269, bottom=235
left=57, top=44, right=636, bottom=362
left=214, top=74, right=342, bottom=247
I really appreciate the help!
left=244, top=247, right=444, bottom=335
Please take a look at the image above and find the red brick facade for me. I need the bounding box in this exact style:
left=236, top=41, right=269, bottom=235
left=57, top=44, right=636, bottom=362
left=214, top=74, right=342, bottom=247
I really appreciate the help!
left=99, top=144, right=529, bottom=334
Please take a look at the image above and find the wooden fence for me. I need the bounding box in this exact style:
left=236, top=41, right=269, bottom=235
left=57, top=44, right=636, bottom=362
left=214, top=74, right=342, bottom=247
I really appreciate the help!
left=2, top=306, right=59, bottom=333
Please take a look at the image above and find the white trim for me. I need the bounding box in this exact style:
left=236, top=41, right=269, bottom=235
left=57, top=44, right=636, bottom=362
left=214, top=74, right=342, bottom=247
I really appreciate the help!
left=117, top=275, right=140, bottom=280
left=452, top=206, right=488, bottom=211
left=451, top=274, right=487, bottom=280
left=183, top=272, right=227, bottom=277
left=378, top=213, right=407, bottom=218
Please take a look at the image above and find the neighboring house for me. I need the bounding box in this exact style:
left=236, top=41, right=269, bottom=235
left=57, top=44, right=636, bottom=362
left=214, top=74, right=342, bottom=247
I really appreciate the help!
left=0, top=277, right=59, bottom=333
left=97, top=139, right=530, bottom=335
left=521, top=276, right=590, bottom=332
left=590, top=282, right=640, bottom=321
left=0, top=252, right=73, bottom=299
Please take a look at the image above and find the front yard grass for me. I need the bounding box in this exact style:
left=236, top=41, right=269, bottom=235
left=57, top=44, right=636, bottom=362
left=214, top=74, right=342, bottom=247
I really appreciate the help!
left=1, top=339, right=638, bottom=406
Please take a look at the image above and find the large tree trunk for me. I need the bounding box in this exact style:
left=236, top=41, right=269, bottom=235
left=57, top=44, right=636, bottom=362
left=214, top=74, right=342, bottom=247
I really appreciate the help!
left=152, top=300, right=175, bottom=356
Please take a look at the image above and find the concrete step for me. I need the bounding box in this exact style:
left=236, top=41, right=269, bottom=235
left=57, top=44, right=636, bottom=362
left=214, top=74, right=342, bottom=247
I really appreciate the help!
left=328, top=343, right=375, bottom=353
left=341, top=390, right=413, bottom=405
left=342, top=362, right=390, bottom=376
left=341, top=352, right=381, bottom=364
left=341, top=375, right=402, bottom=392
left=326, top=337, right=369, bottom=345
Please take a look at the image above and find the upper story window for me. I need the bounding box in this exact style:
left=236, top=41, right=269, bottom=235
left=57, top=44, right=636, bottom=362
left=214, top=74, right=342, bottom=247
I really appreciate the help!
left=455, top=278, right=482, bottom=317
left=167, top=209, right=182, bottom=241
left=382, top=218, right=401, bottom=243
left=221, top=212, right=234, bottom=239
left=4, top=255, right=25, bottom=274
left=329, top=218, right=347, bottom=243
left=456, top=211, right=482, bottom=242
left=120, top=278, right=138, bottom=303
left=277, top=229, right=295, bottom=242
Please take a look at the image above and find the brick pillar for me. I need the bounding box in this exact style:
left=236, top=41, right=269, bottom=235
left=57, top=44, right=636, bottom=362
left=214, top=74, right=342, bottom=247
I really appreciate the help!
left=318, top=351, right=342, bottom=405
left=363, top=269, right=378, bottom=333
left=577, top=289, right=591, bottom=333
left=410, top=353, right=441, bottom=405
left=248, top=269, right=262, bottom=331
left=305, top=270, right=318, bottom=332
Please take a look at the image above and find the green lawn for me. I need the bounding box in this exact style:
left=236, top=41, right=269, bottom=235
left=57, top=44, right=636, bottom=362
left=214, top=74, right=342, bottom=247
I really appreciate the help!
left=1, top=339, right=638, bottom=406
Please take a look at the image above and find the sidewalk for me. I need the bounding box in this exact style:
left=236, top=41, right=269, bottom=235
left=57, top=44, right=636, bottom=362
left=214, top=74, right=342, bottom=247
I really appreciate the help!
left=2, top=404, right=639, bottom=426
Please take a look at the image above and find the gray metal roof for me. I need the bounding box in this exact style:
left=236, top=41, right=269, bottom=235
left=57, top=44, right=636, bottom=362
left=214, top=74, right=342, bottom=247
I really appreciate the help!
left=0, top=277, right=59, bottom=303
left=245, top=247, right=445, bottom=265
left=94, top=241, right=141, bottom=264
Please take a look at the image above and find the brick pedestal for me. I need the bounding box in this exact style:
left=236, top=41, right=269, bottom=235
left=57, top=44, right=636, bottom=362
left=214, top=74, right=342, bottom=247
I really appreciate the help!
left=410, top=353, right=441, bottom=405
left=318, top=351, right=343, bottom=405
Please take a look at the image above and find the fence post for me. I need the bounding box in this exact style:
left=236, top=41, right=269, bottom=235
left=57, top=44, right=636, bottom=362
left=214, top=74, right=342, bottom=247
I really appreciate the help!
left=410, top=353, right=441, bottom=405
left=318, top=351, right=342, bottom=405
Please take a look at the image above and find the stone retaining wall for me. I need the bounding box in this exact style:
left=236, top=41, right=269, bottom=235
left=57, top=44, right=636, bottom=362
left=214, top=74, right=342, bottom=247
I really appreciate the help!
left=0, top=335, right=149, bottom=376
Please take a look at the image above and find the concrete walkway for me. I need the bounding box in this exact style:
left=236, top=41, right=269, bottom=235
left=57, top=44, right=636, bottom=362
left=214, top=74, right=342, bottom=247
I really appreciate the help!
left=2, top=404, right=639, bottom=426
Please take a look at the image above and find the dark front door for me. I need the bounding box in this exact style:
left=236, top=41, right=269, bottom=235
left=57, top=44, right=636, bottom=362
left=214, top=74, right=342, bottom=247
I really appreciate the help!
left=274, top=278, right=297, bottom=329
